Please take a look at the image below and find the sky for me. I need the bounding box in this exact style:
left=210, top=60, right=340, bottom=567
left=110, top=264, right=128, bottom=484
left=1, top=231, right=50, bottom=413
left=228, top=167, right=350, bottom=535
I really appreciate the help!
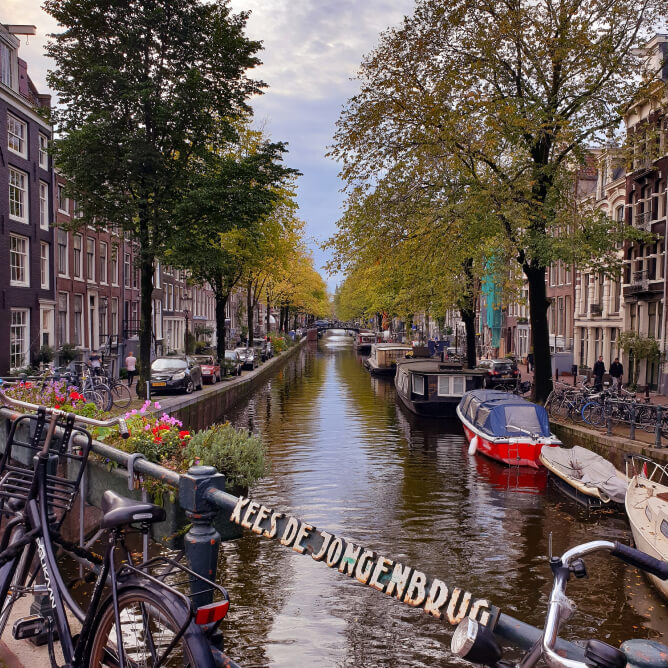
left=5, top=0, right=416, bottom=292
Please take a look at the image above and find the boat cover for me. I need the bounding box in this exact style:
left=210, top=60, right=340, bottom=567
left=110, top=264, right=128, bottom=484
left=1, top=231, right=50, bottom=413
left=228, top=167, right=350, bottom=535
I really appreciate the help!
left=541, top=445, right=627, bottom=504
left=458, top=390, right=552, bottom=438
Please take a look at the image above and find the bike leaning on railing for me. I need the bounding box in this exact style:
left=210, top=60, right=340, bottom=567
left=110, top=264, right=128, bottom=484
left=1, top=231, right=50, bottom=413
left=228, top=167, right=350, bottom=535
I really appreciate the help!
left=450, top=540, right=668, bottom=667
left=0, top=390, right=238, bottom=667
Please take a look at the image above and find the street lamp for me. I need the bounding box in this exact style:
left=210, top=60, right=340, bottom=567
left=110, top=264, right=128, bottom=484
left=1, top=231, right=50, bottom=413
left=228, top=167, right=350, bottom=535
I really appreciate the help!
left=183, top=291, right=192, bottom=354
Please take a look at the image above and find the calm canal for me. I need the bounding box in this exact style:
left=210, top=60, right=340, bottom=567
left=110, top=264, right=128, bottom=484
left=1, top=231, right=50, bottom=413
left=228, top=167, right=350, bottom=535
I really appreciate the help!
left=216, top=332, right=667, bottom=667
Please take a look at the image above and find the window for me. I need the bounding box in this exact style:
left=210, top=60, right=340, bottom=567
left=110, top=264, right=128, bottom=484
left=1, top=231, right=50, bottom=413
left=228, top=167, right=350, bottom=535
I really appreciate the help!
left=40, top=242, right=49, bottom=289
left=437, top=375, right=466, bottom=396
left=10, top=234, right=29, bottom=286
left=412, top=374, right=424, bottom=395
left=7, top=113, right=26, bottom=157
left=57, top=185, right=69, bottom=214
left=124, top=253, right=131, bottom=287
left=111, top=245, right=119, bottom=285
left=73, top=294, right=83, bottom=346
left=0, top=41, right=13, bottom=88
left=9, top=167, right=27, bottom=222
left=86, top=238, right=95, bottom=281
left=111, top=298, right=119, bottom=337
left=99, top=297, right=108, bottom=340
left=10, top=309, right=29, bottom=370
left=649, top=301, right=657, bottom=339
left=39, top=134, right=48, bottom=169
left=99, top=242, right=108, bottom=283
left=39, top=181, right=49, bottom=230
left=57, top=229, right=69, bottom=276
left=40, top=307, right=53, bottom=348
left=57, top=293, right=68, bottom=344
left=73, top=234, right=82, bottom=279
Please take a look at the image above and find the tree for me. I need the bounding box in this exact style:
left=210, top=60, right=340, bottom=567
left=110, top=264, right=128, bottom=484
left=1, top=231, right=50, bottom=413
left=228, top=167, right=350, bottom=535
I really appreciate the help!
left=331, top=0, right=666, bottom=402
left=169, top=132, right=298, bottom=363
left=45, top=0, right=262, bottom=393
left=618, top=331, right=661, bottom=390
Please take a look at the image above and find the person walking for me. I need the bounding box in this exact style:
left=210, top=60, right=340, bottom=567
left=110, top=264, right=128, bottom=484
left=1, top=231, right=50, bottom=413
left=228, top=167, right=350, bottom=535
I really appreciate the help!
left=609, top=357, right=623, bottom=392
left=527, top=351, right=534, bottom=373
left=125, top=351, right=137, bottom=387
left=593, top=355, right=606, bottom=391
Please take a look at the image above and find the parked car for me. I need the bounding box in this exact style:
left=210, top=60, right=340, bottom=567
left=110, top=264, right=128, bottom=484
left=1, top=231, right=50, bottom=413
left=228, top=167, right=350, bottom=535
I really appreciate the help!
left=476, top=358, right=520, bottom=388
left=150, top=356, right=203, bottom=394
left=193, top=354, right=221, bottom=384
left=223, top=349, right=242, bottom=376
left=235, top=347, right=258, bottom=370
left=251, top=339, right=269, bottom=362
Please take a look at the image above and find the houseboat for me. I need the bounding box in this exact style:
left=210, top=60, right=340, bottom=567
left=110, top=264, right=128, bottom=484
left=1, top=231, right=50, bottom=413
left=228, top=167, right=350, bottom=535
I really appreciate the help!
left=457, top=390, right=561, bottom=468
left=353, top=330, right=377, bottom=354
left=365, top=343, right=413, bottom=376
left=394, top=359, right=486, bottom=417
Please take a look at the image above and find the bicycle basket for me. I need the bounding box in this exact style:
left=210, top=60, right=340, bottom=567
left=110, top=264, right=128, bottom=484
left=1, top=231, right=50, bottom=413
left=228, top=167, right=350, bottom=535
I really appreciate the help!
left=0, top=411, right=93, bottom=528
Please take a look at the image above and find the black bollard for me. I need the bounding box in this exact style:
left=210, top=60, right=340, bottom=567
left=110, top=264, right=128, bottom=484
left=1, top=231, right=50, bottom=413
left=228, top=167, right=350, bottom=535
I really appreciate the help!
left=606, top=416, right=612, bottom=436
left=656, top=405, right=663, bottom=449
left=179, top=465, right=226, bottom=608
left=629, top=404, right=636, bottom=441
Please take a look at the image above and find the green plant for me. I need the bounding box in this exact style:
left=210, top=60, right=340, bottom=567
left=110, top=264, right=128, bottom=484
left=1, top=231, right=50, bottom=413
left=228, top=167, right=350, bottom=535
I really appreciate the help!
left=194, top=340, right=208, bottom=354
left=59, top=342, right=78, bottom=365
left=618, top=330, right=661, bottom=389
left=34, top=345, right=55, bottom=365
left=184, top=423, right=267, bottom=490
left=119, top=367, right=128, bottom=380
left=272, top=336, right=288, bottom=353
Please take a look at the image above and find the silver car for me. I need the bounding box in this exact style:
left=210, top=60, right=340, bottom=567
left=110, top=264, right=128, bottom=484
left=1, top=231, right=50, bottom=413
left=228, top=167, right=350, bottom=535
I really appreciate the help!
left=234, top=346, right=258, bottom=370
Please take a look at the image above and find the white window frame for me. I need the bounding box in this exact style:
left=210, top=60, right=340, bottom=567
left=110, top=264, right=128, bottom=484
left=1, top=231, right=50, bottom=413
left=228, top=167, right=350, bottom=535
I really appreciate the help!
left=111, top=245, right=119, bottom=286
left=86, top=237, right=95, bottom=282
left=0, top=40, right=14, bottom=89
left=57, top=292, right=69, bottom=344
left=38, top=133, right=48, bottom=169
left=40, top=242, right=49, bottom=289
left=39, top=181, right=49, bottom=230
left=111, top=297, right=119, bottom=337
left=437, top=375, right=466, bottom=397
left=10, top=309, right=30, bottom=371
left=57, top=185, right=69, bottom=215
left=7, top=113, right=27, bottom=157
left=10, top=234, right=29, bottom=287
left=40, top=306, right=54, bottom=348
left=73, top=234, right=83, bottom=279
left=412, top=374, right=425, bottom=395
left=73, top=294, right=84, bottom=346
left=9, top=167, right=28, bottom=223
left=99, top=241, right=108, bottom=284
left=57, top=229, right=69, bottom=278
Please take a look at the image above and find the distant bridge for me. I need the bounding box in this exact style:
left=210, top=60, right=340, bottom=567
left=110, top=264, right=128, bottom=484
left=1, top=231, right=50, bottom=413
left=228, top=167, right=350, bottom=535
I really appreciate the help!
left=308, top=321, right=362, bottom=334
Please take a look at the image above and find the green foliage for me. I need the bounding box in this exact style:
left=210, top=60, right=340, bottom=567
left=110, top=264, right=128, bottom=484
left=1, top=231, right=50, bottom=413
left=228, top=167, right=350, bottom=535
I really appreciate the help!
left=271, top=336, right=288, bottom=353
left=58, top=343, right=78, bottom=365
left=184, top=423, right=267, bottom=490
left=618, top=330, right=662, bottom=389
left=34, top=345, right=55, bottom=365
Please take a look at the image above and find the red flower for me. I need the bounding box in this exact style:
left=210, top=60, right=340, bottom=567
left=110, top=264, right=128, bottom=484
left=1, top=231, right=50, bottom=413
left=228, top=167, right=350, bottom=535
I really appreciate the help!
left=179, top=430, right=190, bottom=439
left=153, top=436, right=163, bottom=444
left=54, top=405, right=61, bottom=409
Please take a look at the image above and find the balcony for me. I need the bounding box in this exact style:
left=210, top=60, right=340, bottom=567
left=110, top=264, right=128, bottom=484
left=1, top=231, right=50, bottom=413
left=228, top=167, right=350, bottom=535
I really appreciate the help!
left=589, top=303, right=602, bottom=316
left=627, top=270, right=649, bottom=295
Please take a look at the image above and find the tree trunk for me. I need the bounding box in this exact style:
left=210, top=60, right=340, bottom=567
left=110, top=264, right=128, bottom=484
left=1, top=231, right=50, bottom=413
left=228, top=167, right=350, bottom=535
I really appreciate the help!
left=246, top=283, right=254, bottom=344
left=137, top=219, right=154, bottom=399
left=525, top=263, right=552, bottom=403
left=215, top=292, right=228, bottom=366
left=266, top=298, right=270, bottom=333
left=461, top=306, right=476, bottom=369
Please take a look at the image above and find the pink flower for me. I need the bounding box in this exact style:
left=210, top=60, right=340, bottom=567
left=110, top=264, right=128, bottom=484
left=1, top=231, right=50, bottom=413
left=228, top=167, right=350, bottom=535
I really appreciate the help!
left=154, top=402, right=161, bottom=409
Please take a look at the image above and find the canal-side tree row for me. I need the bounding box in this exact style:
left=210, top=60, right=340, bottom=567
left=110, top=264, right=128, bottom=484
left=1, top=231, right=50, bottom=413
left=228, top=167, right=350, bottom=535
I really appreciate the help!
left=329, top=0, right=667, bottom=402
left=44, top=0, right=328, bottom=391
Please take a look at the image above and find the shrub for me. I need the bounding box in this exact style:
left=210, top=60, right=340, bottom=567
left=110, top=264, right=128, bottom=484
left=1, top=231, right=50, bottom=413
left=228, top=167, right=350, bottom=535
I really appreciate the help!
left=272, top=336, right=288, bottom=353
left=59, top=342, right=78, bottom=365
left=184, top=423, right=267, bottom=490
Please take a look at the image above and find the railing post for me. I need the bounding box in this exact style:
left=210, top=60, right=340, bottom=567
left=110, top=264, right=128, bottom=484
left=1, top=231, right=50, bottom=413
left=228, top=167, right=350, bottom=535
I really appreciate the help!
left=629, top=404, right=636, bottom=441
left=656, top=406, right=663, bottom=449
left=179, top=465, right=226, bottom=608
left=606, top=416, right=612, bottom=436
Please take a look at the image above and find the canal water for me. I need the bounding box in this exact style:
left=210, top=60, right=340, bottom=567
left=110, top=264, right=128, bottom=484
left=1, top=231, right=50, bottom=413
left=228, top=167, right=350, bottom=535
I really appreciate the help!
left=216, top=332, right=668, bottom=667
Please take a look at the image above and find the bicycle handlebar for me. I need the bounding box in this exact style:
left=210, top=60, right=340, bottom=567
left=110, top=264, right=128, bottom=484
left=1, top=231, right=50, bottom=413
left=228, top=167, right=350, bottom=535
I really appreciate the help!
left=611, top=541, right=668, bottom=579
left=0, top=388, right=129, bottom=438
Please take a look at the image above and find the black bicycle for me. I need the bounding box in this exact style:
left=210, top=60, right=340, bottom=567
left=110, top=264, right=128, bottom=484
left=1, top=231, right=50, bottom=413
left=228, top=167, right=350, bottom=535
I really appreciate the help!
left=0, top=390, right=238, bottom=667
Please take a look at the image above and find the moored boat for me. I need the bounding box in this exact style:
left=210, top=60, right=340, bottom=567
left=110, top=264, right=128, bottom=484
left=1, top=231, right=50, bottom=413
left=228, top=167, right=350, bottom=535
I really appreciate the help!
left=456, top=390, right=561, bottom=468
left=540, top=445, right=626, bottom=509
left=625, top=456, right=668, bottom=600
left=365, top=343, right=413, bottom=375
left=353, top=330, right=377, bottom=354
left=394, top=359, right=486, bottom=417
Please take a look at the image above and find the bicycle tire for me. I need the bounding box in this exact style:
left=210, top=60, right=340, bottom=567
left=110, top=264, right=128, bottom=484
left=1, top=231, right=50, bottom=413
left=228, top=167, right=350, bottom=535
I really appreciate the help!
left=581, top=402, right=604, bottom=427
left=86, top=584, right=215, bottom=667
left=83, top=386, right=113, bottom=412
left=0, top=541, right=31, bottom=638
left=110, top=382, right=132, bottom=409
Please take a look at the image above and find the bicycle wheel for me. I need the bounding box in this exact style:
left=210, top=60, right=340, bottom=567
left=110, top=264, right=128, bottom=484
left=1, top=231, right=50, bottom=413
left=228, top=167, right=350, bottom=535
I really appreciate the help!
left=83, top=386, right=113, bottom=412
left=86, top=585, right=214, bottom=667
left=0, top=532, right=35, bottom=638
left=110, top=382, right=132, bottom=409
left=581, top=402, right=604, bottom=427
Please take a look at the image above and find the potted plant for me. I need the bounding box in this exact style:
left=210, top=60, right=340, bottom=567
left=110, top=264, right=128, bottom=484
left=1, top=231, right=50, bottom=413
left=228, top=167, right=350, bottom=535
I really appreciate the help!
left=59, top=342, right=78, bottom=367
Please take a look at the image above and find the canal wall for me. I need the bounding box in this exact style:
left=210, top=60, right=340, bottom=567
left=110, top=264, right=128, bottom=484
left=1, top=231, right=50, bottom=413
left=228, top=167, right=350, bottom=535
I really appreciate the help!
left=160, top=338, right=307, bottom=430
left=550, top=419, right=668, bottom=470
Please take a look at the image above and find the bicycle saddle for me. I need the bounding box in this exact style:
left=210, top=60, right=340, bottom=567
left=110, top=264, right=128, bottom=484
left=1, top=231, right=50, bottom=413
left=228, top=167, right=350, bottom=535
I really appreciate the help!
left=100, top=490, right=166, bottom=529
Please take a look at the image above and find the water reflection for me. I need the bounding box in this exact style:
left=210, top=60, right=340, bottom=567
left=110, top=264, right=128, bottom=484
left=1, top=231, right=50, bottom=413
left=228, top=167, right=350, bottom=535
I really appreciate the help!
left=216, top=334, right=666, bottom=666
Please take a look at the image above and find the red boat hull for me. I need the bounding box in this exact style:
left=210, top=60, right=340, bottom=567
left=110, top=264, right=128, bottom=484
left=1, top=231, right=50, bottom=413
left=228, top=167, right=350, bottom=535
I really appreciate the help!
left=461, top=424, right=558, bottom=469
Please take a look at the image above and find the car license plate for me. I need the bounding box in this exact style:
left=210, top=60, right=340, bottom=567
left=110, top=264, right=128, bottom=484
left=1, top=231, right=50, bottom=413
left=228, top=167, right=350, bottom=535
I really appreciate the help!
left=152, top=382, right=166, bottom=387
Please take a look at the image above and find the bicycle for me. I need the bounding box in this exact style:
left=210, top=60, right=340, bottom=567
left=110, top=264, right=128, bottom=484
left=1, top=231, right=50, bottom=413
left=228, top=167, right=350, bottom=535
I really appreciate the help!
left=103, top=370, right=133, bottom=409
left=0, top=390, right=237, bottom=667
left=451, top=539, right=668, bottom=667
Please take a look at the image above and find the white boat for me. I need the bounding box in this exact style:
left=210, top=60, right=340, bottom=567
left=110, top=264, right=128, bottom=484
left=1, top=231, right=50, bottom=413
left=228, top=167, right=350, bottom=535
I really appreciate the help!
left=625, top=455, right=668, bottom=600
left=539, top=446, right=627, bottom=509
left=364, top=343, right=413, bottom=375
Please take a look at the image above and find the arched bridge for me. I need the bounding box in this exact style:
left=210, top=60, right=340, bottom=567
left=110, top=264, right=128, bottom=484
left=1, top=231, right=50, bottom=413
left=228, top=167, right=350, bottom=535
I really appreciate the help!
left=308, top=321, right=362, bottom=334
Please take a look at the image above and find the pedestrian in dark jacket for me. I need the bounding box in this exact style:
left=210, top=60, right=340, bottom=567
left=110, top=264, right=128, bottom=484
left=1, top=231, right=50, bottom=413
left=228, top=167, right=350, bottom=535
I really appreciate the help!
left=593, top=356, right=605, bottom=391
left=609, top=357, right=623, bottom=391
